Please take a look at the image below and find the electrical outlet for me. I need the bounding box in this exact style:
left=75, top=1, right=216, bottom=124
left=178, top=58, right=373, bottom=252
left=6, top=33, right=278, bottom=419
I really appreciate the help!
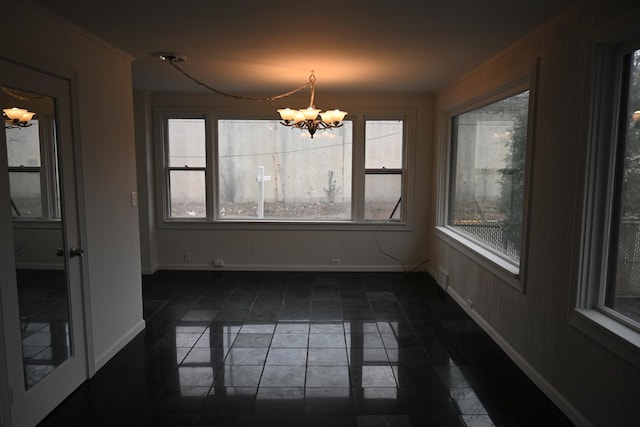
left=213, top=259, right=224, bottom=267
left=330, top=258, right=341, bottom=265
left=184, top=251, right=192, bottom=262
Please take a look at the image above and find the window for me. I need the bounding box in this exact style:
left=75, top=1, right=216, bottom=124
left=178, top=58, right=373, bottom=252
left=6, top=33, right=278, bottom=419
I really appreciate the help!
left=448, top=90, right=531, bottom=265
left=603, top=46, right=640, bottom=330
left=217, top=120, right=352, bottom=221
left=160, top=112, right=409, bottom=225
left=574, top=37, right=640, bottom=364
left=5, top=117, right=60, bottom=220
left=364, top=120, right=404, bottom=220
left=166, top=118, right=207, bottom=219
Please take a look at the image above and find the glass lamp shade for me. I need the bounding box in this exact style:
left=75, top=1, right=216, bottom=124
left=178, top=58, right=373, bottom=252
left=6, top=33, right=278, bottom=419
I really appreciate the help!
left=4, top=107, right=27, bottom=120
left=329, top=109, right=347, bottom=122
left=277, top=108, right=296, bottom=121
left=20, top=111, right=35, bottom=122
left=302, top=107, right=321, bottom=120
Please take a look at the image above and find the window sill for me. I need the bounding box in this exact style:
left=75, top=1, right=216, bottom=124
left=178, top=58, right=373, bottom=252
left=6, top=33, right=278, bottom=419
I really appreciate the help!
left=159, top=219, right=411, bottom=232
left=570, top=308, right=640, bottom=369
left=435, top=226, right=522, bottom=291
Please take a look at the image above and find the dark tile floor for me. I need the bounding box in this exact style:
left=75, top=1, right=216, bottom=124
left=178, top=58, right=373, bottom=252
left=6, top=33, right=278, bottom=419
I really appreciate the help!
left=38, top=271, right=575, bottom=426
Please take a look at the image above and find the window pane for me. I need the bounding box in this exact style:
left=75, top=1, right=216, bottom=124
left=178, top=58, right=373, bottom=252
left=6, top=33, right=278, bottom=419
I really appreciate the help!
left=168, top=118, right=206, bottom=167
left=365, top=174, right=401, bottom=220
left=218, top=120, right=352, bottom=220
left=365, top=120, right=403, bottom=169
left=607, top=48, right=640, bottom=324
left=6, top=120, right=41, bottom=167
left=9, top=172, right=42, bottom=217
left=450, top=90, right=529, bottom=262
left=169, top=170, right=206, bottom=218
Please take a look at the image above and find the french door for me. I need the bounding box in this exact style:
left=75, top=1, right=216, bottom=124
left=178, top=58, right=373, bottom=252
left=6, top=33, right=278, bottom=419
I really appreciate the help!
left=0, top=58, right=87, bottom=426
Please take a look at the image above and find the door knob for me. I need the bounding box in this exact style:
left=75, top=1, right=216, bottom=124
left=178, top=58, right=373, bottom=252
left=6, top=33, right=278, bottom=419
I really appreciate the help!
left=69, top=247, right=85, bottom=258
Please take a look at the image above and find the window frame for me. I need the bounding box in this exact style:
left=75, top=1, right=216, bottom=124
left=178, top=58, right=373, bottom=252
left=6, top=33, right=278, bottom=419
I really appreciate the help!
left=435, top=68, right=538, bottom=291
left=363, top=118, right=406, bottom=222
left=154, top=107, right=416, bottom=230
left=7, top=115, right=60, bottom=223
left=574, top=35, right=640, bottom=368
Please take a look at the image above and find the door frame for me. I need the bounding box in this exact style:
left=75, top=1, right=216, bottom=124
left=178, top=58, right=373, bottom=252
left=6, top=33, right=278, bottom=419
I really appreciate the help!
left=0, top=57, right=91, bottom=427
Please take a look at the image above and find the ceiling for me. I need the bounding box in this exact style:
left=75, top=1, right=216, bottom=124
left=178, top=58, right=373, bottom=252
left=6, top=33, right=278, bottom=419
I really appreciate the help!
left=33, top=0, right=580, bottom=95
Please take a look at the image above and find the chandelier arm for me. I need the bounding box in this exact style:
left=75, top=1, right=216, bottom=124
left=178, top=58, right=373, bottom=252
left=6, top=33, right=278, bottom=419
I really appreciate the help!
left=166, top=59, right=311, bottom=101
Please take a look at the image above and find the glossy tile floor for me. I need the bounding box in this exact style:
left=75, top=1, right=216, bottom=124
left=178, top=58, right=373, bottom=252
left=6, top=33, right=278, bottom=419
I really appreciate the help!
left=38, top=272, right=574, bottom=426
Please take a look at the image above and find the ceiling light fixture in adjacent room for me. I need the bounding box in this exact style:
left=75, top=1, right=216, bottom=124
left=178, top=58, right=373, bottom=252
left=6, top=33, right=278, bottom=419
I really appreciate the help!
left=157, top=53, right=347, bottom=138
left=3, top=107, right=35, bottom=129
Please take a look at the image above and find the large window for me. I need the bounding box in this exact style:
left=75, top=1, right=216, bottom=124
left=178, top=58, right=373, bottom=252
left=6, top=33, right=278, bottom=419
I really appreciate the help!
left=448, top=90, right=530, bottom=265
left=218, top=120, right=352, bottom=221
left=575, top=37, right=640, bottom=363
left=603, top=46, right=640, bottom=329
left=161, top=113, right=409, bottom=224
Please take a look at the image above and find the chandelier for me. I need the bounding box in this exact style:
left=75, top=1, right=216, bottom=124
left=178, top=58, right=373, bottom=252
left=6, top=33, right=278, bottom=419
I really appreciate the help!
left=277, top=74, right=347, bottom=138
left=158, top=53, right=347, bottom=138
left=3, top=107, right=35, bottom=129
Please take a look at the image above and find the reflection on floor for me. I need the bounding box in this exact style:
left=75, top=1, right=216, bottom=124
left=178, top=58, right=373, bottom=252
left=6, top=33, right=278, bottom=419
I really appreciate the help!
left=17, top=269, right=70, bottom=389
left=38, top=271, right=574, bottom=426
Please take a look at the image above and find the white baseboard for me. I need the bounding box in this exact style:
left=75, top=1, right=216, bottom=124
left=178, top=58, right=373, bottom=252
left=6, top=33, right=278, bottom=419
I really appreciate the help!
left=156, top=263, right=419, bottom=272
left=445, top=285, right=592, bottom=427
left=93, top=319, right=146, bottom=372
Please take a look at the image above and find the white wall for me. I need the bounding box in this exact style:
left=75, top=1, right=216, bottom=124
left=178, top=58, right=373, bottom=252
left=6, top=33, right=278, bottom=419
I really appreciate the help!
left=137, top=93, right=433, bottom=272
left=432, top=1, right=640, bottom=426
left=1, top=2, right=143, bottom=373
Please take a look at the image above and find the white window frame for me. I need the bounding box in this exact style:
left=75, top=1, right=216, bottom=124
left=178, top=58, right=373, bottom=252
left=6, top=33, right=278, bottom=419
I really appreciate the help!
left=363, top=118, right=406, bottom=222
left=573, top=35, right=640, bottom=368
left=7, top=115, right=60, bottom=223
left=435, top=68, right=537, bottom=291
left=154, top=107, right=415, bottom=230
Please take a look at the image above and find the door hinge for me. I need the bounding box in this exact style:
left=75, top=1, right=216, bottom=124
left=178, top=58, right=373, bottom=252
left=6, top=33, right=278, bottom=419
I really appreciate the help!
left=9, top=388, right=13, bottom=406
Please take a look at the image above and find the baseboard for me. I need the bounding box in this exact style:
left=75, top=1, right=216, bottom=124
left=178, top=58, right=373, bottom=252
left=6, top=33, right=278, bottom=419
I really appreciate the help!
left=15, top=263, right=64, bottom=270
left=93, top=319, right=146, bottom=372
left=157, top=263, right=418, bottom=272
left=445, top=286, right=593, bottom=427
left=142, top=265, right=158, bottom=275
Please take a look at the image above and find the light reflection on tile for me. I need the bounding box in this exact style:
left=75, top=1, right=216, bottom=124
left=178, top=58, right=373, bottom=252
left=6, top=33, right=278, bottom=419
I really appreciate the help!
left=36, top=272, right=573, bottom=427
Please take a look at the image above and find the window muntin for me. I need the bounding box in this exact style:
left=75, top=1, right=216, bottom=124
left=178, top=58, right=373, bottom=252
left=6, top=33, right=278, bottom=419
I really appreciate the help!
left=217, top=119, right=353, bottom=221
left=605, top=47, right=640, bottom=328
left=364, top=120, right=404, bottom=221
left=166, top=118, right=207, bottom=218
left=449, top=90, right=530, bottom=264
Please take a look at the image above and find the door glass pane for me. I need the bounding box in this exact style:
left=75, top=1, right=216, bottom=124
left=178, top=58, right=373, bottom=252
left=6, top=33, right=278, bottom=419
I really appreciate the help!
left=365, top=120, right=403, bottom=169
left=217, top=120, right=352, bottom=220
left=365, top=174, right=401, bottom=220
left=168, top=118, right=206, bottom=167
left=6, top=121, right=40, bottom=167
left=2, top=87, right=72, bottom=389
left=169, top=170, right=206, bottom=218
left=607, top=48, right=640, bottom=325
left=8, top=171, right=41, bottom=217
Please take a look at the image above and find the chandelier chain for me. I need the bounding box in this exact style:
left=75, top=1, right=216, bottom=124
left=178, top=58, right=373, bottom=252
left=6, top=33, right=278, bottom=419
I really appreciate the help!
left=1, top=86, right=43, bottom=101
left=166, top=59, right=312, bottom=101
